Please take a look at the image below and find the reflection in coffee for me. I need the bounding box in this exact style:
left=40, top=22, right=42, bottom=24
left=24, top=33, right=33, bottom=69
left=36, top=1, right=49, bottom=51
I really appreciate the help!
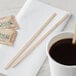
left=49, top=38, right=76, bottom=66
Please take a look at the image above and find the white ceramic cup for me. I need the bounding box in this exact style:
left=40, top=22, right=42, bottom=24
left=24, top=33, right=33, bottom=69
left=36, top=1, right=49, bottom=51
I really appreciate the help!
left=46, top=31, right=76, bottom=76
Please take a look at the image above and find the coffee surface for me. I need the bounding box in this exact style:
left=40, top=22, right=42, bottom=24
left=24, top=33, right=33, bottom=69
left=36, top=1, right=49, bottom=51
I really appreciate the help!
left=49, top=38, right=76, bottom=65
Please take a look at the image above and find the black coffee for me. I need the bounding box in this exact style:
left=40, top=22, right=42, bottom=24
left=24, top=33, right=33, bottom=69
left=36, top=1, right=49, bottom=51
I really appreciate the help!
left=49, top=38, right=76, bottom=66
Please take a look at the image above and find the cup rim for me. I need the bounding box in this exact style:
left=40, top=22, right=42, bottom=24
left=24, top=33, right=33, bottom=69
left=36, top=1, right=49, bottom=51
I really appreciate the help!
left=46, top=31, right=76, bottom=68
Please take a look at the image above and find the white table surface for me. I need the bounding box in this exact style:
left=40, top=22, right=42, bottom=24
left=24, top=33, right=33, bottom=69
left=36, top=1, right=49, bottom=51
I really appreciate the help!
left=0, top=0, right=75, bottom=76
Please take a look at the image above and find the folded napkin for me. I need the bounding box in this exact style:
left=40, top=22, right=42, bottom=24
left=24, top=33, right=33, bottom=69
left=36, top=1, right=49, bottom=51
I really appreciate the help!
left=0, top=0, right=71, bottom=76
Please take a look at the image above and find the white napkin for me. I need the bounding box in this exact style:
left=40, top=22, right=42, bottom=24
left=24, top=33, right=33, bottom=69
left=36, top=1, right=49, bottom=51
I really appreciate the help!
left=0, top=0, right=71, bottom=76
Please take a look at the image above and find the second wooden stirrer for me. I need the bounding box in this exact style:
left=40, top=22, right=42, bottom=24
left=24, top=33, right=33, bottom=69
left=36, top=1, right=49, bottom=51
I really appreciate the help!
left=12, top=14, right=69, bottom=67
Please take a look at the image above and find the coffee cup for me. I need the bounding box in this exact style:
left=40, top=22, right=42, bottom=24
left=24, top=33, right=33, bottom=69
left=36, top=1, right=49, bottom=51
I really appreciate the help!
left=46, top=31, right=76, bottom=76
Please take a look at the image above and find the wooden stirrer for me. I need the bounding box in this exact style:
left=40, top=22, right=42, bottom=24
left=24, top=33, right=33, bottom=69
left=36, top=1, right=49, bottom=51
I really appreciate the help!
left=5, top=13, right=56, bottom=69
left=72, top=25, right=76, bottom=44
left=11, top=14, right=69, bottom=67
